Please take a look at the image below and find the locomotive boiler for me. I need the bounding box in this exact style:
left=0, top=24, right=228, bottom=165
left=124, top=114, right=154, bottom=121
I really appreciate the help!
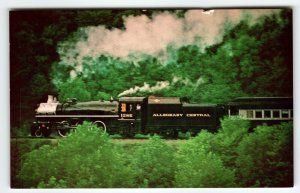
left=32, top=96, right=119, bottom=137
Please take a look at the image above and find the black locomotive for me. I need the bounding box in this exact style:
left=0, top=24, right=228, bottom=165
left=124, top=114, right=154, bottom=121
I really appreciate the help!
left=31, top=95, right=293, bottom=137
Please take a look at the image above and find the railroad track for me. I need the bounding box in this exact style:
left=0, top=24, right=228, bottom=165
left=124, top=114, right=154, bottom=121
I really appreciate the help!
left=10, top=137, right=188, bottom=145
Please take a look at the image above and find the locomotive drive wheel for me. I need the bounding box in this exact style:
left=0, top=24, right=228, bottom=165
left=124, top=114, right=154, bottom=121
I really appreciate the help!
left=35, top=129, right=43, bottom=137
left=57, top=121, right=71, bottom=137
left=93, top=121, right=107, bottom=133
left=31, top=126, right=42, bottom=137
left=57, top=128, right=71, bottom=137
left=41, top=127, right=52, bottom=137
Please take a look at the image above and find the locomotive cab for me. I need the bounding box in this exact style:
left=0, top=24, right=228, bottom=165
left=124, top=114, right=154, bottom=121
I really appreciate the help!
left=118, top=97, right=147, bottom=135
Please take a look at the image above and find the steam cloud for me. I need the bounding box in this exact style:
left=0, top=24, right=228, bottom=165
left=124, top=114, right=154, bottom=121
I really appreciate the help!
left=118, top=81, right=170, bottom=97
left=118, top=76, right=205, bottom=97
left=60, top=9, right=278, bottom=71
left=55, top=9, right=280, bottom=97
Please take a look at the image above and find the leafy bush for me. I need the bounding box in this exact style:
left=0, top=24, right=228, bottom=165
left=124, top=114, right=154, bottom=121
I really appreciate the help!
left=17, top=122, right=135, bottom=188
left=134, top=133, right=151, bottom=139
left=58, top=78, right=92, bottom=102
left=132, top=135, right=176, bottom=187
left=174, top=117, right=249, bottom=187
left=184, top=117, right=249, bottom=169
left=11, top=138, right=55, bottom=188
left=214, top=117, right=249, bottom=168
left=17, top=144, right=56, bottom=187
left=15, top=119, right=293, bottom=188
left=11, top=121, right=33, bottom=138
left=109, top=133, right=123, bottom=139
left=236, top=122, right=293, bottom=187
left=37, top=176, right=67, bottom=188
left=178, top=131, right=192, bottom=139
left=175, top=134, right=236, bottom=187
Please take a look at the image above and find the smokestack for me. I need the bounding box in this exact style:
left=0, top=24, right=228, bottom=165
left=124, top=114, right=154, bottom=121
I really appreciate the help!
left=47, top=95, right=54, bottom=103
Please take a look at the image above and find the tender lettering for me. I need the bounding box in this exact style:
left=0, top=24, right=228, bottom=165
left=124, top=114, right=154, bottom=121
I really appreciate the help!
left=186, top=113, right=211, bottom=117
left=153, top=113, right=184, bottom=117
left=152, top=113, right=211, bottom=117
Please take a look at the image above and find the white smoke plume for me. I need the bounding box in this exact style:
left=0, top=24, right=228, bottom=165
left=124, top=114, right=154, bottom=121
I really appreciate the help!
left=172, top=75, right=205, bottom=87
left=118, top=81, right=170, bottom=97
left=118, top=75, right=206, bottom=97
left=59, top=9, right=279, bottom=72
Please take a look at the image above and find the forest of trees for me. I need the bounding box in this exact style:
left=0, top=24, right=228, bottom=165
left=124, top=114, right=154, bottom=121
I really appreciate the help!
left=10, top=9, right=292, bottom=127
left=13, top=119, right=293, bottom=188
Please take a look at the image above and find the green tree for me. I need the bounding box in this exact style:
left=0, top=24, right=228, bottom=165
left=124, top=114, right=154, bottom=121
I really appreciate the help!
left=174, top=117, right=250, bottom=187
left=175, top=135, right=236, bottom=187
left=132, top=136, right=176, bottom=187
left=17, top=122, right=135, bottom=188
left=236, top=122, right=293, bottom=187
left=194, top=10, right=292, bottom=103
left=10, top=10, right=78, bottom=127
left=212, top=117, right=250, bottom=168
left=57, top=78, right=91, bottom=102
left=37, top=176, right=67, bottom=188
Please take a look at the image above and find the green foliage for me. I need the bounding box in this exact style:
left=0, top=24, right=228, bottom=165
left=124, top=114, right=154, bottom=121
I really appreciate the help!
left=175, top=133, right=236, bottom=187
left=174, top=118, right=293, bottom=188
left=95, top=91, right=112, bottom=101
left=134, top=133, right=151, bottom=139
left=11, top=138, right=55, bottom=188
left=109, top=133, right=123, bottom=139
left=132, top=135, right=176, bottom=187
left=14, top=120, right=293, bottom=188
left=183, top=117, right=249, bottom=171
left=220, top=116, right=250, bottom=135
left=11, top=122, right=31, bottom=138
left=236, top=122, right=293, bottom=187
left=38, top=176, right=67, bottom=188
left=57, top=78, right=92, bottom=101
left=17, top=122, right=135, bottom=188
left=214, top=117, right=249, bottom=168
left=17, top=145, right=55, bottom=187
left=29, top=73, right=52, bottom=97
left=178, top=131, right=192, bottom=139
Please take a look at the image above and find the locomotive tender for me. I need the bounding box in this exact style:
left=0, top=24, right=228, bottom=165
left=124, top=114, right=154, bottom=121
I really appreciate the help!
left=31, top=95, right=293, bottom=137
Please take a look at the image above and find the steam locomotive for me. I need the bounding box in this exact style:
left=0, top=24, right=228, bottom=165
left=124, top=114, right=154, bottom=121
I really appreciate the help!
left=31, top=95, right=293, bottom=137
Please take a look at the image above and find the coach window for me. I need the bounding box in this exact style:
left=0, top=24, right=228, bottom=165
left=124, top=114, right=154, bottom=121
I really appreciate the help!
left=273, top=110, right=280, bottom=118
left=281, top=110, right=289, bottom=118
left=264, top=110, right=271, bottom=118
left=255, top=110, right=263, bottom=119
left=246, top=110, right=253, bottom=118
left=239, top=110, right=247, bottom=118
